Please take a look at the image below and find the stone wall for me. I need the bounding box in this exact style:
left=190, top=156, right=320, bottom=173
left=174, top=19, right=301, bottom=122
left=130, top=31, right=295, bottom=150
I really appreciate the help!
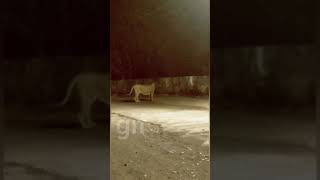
left=212, top=45, right=315, bottom=106
left=4, top=56, right=107, bottom=106
left=111, top=76, right=210, bottom=96
left=4, top=45, right=316, bottom=107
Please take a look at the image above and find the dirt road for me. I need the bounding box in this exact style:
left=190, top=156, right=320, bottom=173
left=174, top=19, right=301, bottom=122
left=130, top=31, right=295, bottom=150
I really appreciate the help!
left=110, top=95, right=210, bottom=180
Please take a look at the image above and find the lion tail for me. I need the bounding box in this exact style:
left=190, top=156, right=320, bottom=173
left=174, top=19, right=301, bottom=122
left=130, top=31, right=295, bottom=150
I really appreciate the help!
left=55, top=77, right=78, bottom=107
left=128, top=86, right=134, bottom=95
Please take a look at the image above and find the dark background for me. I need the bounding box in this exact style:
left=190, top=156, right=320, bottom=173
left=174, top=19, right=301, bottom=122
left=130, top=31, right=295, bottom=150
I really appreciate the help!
left=3, top=0, right=107, bottom=58
left=0, top=0, right=318, bottom=179
left=212, top=0, right=316, bottom=47
left=2, top=0, right=317, bottom=107
left=2, top=0, right=316, bottom=57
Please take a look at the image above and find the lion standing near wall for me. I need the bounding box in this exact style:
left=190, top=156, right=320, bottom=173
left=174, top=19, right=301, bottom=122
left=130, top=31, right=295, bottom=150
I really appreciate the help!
left=128, top=82, right=155, bottom=102
left=56, top=73, right=109, bottom=128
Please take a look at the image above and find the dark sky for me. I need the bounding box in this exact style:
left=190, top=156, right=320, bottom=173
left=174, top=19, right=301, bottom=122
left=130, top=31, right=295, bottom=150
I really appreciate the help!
left=3, top=0, right=107, bottom=59
left=110, top=0, right=210, bottom=78
left=212, top=0, right=316, bottom=47
left=3, top=0, right=315, bottom=60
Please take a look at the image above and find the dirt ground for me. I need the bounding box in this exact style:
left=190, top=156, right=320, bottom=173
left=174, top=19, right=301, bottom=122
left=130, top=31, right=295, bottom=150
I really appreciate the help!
left=4, top=107, right=109, bottom=180
left=4, top=95, right=210, bottom=180
left=110, top=95, right=210, bottom=180
left=110, top=113, right=210, bottom=180
left=3, top=95, right=315, bottom=180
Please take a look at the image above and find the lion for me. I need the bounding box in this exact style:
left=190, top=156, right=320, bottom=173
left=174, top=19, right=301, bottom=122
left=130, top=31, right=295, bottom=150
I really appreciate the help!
left=55, top=73, right=109, bottom=128
left=128, top=82, right=155, bottom=102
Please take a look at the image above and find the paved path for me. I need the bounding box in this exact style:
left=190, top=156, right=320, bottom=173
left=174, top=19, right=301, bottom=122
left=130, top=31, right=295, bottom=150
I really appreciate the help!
left=111, top=95, right=210, bottom=145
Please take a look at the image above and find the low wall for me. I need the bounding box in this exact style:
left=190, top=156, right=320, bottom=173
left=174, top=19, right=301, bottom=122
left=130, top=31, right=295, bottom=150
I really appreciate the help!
left=111, top=76, right=210, bottom=96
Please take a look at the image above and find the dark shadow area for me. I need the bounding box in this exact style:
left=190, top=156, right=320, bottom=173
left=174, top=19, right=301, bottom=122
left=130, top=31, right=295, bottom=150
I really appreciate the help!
left=3, top=10, right=109, bottom=180
left=0, top=60, right=4, bottom=180
left=210, top=46, right=316, bottom=180
left=39, top=123, right=82, bottom=129
left=3, top=58, right=109, bottom=180
left=211, top=0, right=315, bottom=47
left=5, top=162, right=79, bottom=180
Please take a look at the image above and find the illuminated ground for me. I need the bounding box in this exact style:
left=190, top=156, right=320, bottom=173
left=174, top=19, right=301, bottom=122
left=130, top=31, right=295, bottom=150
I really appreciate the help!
left=111, top=95, right=315, bottom=180
left=4, top=95, right=315, bottom=180
left=111, top=95, right=210, bottom=145
left=110, top=95, right=210, bottom=180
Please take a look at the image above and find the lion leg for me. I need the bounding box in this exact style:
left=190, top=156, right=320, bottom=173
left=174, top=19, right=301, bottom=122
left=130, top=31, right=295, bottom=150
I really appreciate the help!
left=77, top=113, right=87, bottom=128
left=134, top=92, right=140, bottom=102
left=80, top=99, right=96, bottom=128
left=85, top=101, right=96, bottom=128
